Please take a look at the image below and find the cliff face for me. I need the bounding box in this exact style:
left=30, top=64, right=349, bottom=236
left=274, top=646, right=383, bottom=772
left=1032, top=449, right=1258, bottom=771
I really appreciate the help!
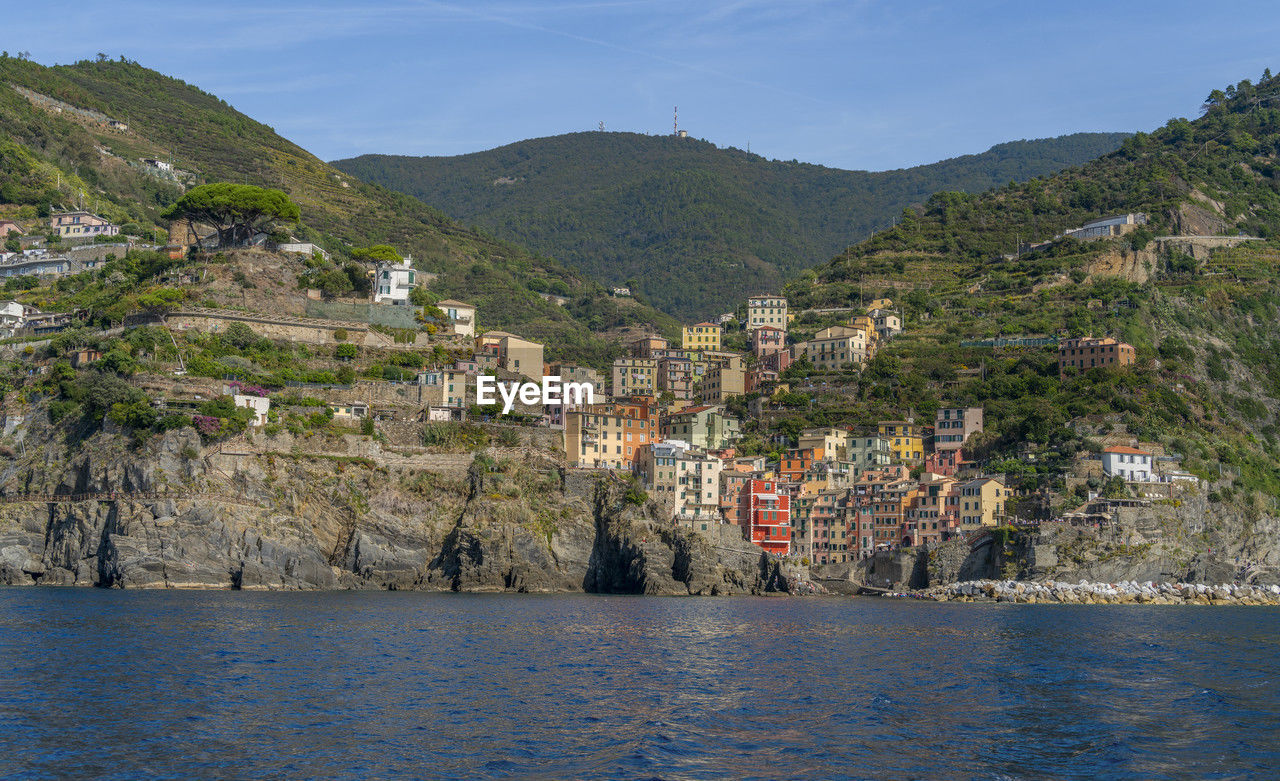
left=806, top=494, right=1280, bottom=592
left=0, top=421, right=788, bottom=595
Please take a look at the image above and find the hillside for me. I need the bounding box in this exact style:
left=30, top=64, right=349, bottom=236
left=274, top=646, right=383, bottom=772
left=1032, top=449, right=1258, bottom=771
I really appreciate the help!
left=768, top=70, right=1280, bottom=507
left=0, top=55, right=678, bottom=364
left=332, top=131, right=1129, bottom=318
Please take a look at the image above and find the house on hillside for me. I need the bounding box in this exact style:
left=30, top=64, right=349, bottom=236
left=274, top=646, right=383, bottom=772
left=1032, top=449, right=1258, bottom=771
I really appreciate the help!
left=1058, top=336, right=1135, bottom=378
left=1062, top=213, right=1148, bottom=241
left=475, top=331, right=544, bottom=381
left=1102, top=446, right=1153, bottom=482
left=373, top=257, right=416, bottom=305
left=277, top=241, right=331, bottom=262
left=0, top=301, right=28, bottom=329
left=870, top=309, right=901, bottom=341
left=50, top=211, right=119, bottom=239
left=0, top=220, right=23, bottom=238
left=436, top=299, right=476, bottom=337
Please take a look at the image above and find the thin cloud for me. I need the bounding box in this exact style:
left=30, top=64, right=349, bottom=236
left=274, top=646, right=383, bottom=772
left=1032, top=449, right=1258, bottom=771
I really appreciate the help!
left=411, top=0, right=836, bottom=106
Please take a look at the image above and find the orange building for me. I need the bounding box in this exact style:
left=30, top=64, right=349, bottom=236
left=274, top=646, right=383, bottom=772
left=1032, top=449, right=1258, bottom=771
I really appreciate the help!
left=779, top=446, right=823, bottom=481
left=1058, top=336, right=1135, bottom=378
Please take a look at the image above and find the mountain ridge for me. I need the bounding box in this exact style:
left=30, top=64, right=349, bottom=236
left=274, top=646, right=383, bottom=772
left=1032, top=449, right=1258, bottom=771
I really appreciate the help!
left=333, top=130, right=1130, bottom=318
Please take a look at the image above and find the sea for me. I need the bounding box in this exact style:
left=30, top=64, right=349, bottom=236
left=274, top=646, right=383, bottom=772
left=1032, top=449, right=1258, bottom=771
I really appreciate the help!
left=0, top=589, right=1277, bottom=780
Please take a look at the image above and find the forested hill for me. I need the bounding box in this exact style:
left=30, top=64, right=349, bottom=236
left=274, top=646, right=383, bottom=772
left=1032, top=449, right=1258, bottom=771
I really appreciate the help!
left=333, top=131, right=1128, bottom=318
left=0, top=56, right=678, bottom=363
left=773, top=70, right=1280, bottom=504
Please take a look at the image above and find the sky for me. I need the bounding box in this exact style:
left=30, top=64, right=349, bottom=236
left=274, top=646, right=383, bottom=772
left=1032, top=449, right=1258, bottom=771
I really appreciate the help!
left=7, top=1, right=1280, bottom=170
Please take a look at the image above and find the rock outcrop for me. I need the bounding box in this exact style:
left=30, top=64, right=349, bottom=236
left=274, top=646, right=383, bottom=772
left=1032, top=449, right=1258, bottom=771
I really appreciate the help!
left=0, top=422, right=789, bottom=595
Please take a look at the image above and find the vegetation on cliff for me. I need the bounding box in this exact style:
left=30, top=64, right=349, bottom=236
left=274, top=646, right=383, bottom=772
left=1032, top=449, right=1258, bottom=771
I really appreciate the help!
left=756, top=71, right=1280, bottom=512
left=0, top=55, right=678, bottom=363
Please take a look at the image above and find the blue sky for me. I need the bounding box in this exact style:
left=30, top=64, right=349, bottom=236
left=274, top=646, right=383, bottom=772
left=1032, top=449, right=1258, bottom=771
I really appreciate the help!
left=8, top=1, right=1280, bottom=170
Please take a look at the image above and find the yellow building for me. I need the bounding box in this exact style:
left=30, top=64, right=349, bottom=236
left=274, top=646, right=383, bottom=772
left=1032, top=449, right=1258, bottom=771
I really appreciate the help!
left=877, top=420, right=924, bottom=463
left=958, top=477, right=1011, bottom=529
left=682, top=322, right=722, bottom=351
left=474, top=332, right=544, bottom=381
left=564, top=403, right=656, bottom=469
left=798, top=325, right=869, bottom=370
left=612, top=357, right=657, bottom=398
left=868, top=298, right=894, bottom=311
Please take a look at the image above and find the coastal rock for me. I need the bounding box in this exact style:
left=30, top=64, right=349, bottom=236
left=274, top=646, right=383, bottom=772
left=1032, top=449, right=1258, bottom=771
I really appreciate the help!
left=0, top=426, right=789, bottom=595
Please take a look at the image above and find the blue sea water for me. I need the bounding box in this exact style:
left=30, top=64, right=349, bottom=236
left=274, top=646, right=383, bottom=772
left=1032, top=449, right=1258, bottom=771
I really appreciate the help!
left=0, top=590, right=1277, bottom=780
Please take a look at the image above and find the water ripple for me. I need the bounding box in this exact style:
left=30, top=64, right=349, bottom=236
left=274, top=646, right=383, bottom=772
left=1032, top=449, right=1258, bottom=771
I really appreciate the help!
left=0, top=591, right=1277, bottom=779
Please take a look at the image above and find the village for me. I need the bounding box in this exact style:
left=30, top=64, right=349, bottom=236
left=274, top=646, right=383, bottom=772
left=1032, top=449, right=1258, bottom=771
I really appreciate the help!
left=0, top=209, right=1206, bottom=568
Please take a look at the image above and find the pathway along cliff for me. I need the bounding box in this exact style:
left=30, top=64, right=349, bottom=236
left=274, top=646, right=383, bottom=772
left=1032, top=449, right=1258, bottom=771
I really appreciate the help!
left=0, top=419, right=792, bottom=595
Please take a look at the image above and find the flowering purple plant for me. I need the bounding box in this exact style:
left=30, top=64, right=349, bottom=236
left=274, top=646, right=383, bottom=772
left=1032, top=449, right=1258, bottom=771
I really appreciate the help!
left=193, top=414, right=221, bottom=435
left=228, top=381, right=268, bottom=397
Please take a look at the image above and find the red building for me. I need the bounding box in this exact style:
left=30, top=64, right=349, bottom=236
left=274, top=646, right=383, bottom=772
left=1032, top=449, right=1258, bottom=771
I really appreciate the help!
left=741, top=479, right=791, bottom=555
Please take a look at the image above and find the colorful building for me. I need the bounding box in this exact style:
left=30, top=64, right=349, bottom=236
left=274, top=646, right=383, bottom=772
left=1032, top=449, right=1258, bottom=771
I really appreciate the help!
left=475, top=331, right=544, bottom=381
left=934, top=407, right=983, bottom=452
left=958, top=477, right=1010, bottom=530
left=50, top=211, right=119, bottom=239
left=741, top=478, right=791, bottom=555
left=747, top=295, right=788, bottom=332
left=564, top=403, right=656, bottom=470
left=682, top=322, right=722, bottom=351
left=1058, top=336, right=1136, bottom=378
left=612, top=357, right=657, bottom=398
left=660, top=404, right=741, bottom=450
left=878, top=420, right=924, bottom=463
left=750, top=326, right=786, bottom=356
left=798, top=325, right=869, bottom=371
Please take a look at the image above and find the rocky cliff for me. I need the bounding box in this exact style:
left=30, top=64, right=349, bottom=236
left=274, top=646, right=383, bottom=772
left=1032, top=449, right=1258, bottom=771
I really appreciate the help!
left=0, top=418, right=790, bottom=595
left=811, top=494, right=1280, bottom=592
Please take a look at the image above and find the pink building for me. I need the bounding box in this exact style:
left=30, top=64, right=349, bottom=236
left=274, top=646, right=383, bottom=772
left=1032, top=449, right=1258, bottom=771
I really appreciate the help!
left=751, top=326, right=786, bottom=357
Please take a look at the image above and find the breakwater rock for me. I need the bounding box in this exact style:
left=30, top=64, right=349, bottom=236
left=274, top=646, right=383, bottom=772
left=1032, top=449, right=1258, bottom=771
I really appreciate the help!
left=907, top=579, right=1280, bottom=605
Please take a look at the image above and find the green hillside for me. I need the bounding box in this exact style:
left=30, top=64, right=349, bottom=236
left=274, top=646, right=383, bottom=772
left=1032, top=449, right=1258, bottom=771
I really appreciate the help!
left=768, top=70, right=1280, bottom=504
left=332, top=130, right=1129, bottom=319
left=0, top=55, right=678, bottom=364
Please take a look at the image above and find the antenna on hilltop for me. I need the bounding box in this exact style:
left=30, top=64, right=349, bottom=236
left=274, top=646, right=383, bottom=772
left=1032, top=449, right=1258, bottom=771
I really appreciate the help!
left=598, top=121, right=605, bottom=132
left=673, top=106, right=678, bottom=136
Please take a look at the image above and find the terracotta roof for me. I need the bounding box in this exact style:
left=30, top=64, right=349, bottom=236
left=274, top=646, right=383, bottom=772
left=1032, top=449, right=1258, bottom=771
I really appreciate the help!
left=691, top=322, right=719, bottom=327
left=1103, top=446, right=1151, bottom=455
left=674, top=405, right=717, bottom=415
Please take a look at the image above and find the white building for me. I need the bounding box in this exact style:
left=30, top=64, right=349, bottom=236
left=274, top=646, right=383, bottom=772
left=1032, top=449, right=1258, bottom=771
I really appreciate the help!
left=277, top=242, right=331, bottom=262
left=870, top=308, right=902, bottom=340
left=233, top=394, right=271, bottom=427
left=0, top=301, right=28, bottom=329
left=374, top=257, right=417, bottom=305
left=1102, top=446, right=1153, bottom=482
